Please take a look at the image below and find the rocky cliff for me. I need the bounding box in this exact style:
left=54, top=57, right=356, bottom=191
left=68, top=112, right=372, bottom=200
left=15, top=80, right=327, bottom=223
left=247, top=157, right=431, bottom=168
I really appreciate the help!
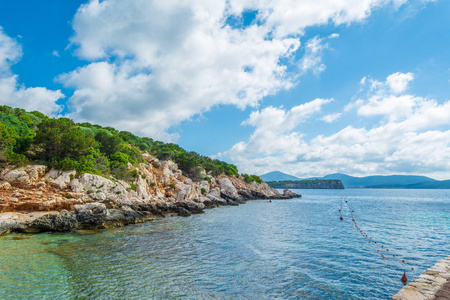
left=0, top=155, right=300, bottom=235
left=267, top=179, right=345, bottom=189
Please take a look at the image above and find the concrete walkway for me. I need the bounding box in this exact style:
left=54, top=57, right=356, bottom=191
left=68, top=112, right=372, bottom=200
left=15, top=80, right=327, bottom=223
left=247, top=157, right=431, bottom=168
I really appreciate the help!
left=392, top=255, right=450, bottom=300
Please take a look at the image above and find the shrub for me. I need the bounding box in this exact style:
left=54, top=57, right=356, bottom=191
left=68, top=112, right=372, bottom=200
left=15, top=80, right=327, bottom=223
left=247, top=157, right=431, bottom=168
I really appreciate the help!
left=153, top=162, right=160, bottom=168
left=150, top=182, right=156, bottom=187
left=115, top=191, right=122, bottom=195
left=201, top=188, right=207, bottom=194
left=169, top=183, right=176, bottom=189
left=127, top=183, right=137, bottom=192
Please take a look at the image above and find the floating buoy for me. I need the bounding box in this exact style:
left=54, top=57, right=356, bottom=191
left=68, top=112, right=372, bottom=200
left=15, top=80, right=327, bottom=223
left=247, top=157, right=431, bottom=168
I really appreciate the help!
left=402, top=260, right=405, bottom=263
left=374, top=241, right=377, bottom=244
left=377, top=250, right=380, bottom=252
left=401, top=272, right=408, bottom=283
left=340, top=216, right=343, bottom=220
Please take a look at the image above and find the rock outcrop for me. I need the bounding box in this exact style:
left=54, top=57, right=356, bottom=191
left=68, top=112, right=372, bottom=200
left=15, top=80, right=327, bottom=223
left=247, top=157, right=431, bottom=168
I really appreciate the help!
left=0, top=157, right=300, bottom=235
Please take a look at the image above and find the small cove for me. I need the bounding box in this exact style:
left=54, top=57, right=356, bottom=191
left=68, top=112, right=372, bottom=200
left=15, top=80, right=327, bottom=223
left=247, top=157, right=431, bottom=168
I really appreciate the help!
left=1, top=189, right=449, bottom=299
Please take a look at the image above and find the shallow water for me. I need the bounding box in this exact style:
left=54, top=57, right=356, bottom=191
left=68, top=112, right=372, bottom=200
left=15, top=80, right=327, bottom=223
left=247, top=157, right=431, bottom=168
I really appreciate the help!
left=0, top=189, right=449, bottom=299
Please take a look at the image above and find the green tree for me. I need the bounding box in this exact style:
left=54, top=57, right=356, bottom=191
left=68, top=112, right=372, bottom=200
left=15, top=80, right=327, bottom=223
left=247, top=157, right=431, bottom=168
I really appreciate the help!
left=34, top=118, right=97, bottom=161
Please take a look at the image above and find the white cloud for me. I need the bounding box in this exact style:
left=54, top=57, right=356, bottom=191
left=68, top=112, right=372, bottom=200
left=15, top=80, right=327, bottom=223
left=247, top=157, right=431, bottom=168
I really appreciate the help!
left=52, top=50, right=60, bottom=57
left=60, top=0, right=408, bottom=140
left=222, top=98, right=331, bottom=158
left=298, top=36, right=328, bottom=75
left=386, top=71, right=414, bottom=93
left=0, top=27, right=64, bottom=115
left=222, top=72, right=450, bottom=179
left=321, top=113, right=342, bottom=123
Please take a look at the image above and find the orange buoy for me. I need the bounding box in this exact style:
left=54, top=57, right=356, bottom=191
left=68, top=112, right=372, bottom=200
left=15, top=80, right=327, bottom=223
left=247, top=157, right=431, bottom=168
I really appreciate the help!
left=377, top=250, right=380, bottom=252
left=401, top=272, right=408, bottom=283
left=374, top=241, right=377, bottom=244
left=386, top=249, right=389, bottom=251
left=340, top=216, right=343, bottom=220
left=402, top=260, right=405, bottom=263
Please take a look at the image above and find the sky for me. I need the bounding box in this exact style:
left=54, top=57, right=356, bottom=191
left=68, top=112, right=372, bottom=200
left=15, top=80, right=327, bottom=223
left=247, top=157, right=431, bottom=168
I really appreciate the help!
left=0, top=0, right=449, bottom=179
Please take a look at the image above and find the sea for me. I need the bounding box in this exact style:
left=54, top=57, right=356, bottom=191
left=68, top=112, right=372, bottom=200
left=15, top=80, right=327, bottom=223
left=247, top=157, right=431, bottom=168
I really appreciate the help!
left=0, top=189, right=449, bottom=299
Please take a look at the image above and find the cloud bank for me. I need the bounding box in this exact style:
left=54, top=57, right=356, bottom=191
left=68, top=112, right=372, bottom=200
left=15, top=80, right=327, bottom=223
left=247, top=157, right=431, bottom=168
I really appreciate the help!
left=60, top=0, right=407, bottom=140
left=222, top=72, right=450, bottom=179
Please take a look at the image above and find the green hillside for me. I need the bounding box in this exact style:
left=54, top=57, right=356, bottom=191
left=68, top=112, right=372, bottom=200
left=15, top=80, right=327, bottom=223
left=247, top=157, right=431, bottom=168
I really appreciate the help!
left=0, top=105, right=239, bottom=181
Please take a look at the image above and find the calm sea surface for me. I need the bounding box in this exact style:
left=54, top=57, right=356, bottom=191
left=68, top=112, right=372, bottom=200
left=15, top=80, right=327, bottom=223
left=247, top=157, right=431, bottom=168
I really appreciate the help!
left=0, top=189, right=449, bottom=299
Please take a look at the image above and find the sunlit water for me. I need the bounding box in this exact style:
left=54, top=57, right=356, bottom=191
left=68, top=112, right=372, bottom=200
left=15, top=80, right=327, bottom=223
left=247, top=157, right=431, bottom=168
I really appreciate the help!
left=1, top=189, right=449, bottom=299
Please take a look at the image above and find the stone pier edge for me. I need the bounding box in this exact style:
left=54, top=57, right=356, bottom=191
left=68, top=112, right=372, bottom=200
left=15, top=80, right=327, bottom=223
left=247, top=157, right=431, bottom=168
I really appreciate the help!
left=392, top=255, right=450, bottom=300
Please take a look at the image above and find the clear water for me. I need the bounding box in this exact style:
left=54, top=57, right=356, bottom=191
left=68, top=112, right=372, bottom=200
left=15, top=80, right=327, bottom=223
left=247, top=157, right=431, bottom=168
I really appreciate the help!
left=0, top=189, right=449, bottom=299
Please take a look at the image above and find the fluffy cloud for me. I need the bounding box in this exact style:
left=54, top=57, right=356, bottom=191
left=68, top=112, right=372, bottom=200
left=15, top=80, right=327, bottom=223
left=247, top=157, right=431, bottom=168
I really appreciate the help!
left=0, top=27, right=64, bottom=115
left=61, top=0, right=407, bottom=140
left=321, top=113, right=342, bottom=123
left=224, top=98, right=331, bottom=158
left=222, top=72, right=450, bottom=179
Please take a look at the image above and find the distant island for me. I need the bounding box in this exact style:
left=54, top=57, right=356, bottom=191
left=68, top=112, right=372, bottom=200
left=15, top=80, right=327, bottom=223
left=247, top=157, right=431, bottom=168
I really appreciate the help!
left=267, top=179, right=344, bottom=189
left=261, top=171, right=450, bottom=189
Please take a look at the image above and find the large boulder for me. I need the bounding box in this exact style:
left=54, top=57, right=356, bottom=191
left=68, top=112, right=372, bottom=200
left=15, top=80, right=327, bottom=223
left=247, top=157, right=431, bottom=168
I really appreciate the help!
left=206, top=187, right=228, bottom=205
left=282, top=189, right=301, bottom=199
left=45, top=169, right=76, bottom=189
left=74, top=202, right=107, bottom=226
left=175, top=200, right=205, bottom=213
left=26, top=211, right=78, bottom=232
left=219, top=178, right=239, bottom=200
left=2, top=165, right=47, bottom=188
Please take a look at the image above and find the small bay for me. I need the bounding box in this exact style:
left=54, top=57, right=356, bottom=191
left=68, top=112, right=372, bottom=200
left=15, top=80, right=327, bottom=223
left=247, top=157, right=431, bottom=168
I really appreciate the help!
left=1, top=189, right=449, bottom=299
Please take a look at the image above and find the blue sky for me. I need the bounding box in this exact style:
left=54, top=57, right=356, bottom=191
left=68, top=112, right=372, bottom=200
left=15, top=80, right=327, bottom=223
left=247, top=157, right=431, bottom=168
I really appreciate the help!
left=0, top=0, right=449, bottom=179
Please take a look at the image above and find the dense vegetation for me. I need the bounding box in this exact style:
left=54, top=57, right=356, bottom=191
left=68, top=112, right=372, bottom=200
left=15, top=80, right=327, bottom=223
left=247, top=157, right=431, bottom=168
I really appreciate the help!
left=0, top=105, right=239, bottom=181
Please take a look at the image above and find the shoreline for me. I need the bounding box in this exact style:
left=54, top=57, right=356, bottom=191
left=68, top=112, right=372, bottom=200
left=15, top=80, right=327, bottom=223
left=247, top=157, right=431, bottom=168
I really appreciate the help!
left=0, top=162, right=300, bottom=235
left=392, top=255, right=450, bottom=300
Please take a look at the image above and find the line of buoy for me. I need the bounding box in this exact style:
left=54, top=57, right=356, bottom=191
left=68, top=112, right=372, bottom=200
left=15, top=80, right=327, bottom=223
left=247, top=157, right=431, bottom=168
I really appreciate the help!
left=339, top=198, right=411, bottom=283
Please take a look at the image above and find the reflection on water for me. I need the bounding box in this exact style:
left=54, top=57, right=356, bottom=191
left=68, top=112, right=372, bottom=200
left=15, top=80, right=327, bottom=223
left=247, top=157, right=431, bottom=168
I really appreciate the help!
left=0, top=189, right=449, bottom=299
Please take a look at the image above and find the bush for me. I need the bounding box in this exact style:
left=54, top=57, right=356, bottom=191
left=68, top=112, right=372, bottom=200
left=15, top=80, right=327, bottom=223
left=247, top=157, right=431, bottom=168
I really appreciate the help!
left=243, top=174, right=263, bottom=184
left=201, top=188, right=207, bottom=194
left=0, top=105, right=241, bottom=180
left=86, top=190, right=94, bottom=194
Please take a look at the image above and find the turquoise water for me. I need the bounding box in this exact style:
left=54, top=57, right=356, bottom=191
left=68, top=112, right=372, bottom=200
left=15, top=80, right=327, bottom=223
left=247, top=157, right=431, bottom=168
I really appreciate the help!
left=0, top=189, right=449, bottom=299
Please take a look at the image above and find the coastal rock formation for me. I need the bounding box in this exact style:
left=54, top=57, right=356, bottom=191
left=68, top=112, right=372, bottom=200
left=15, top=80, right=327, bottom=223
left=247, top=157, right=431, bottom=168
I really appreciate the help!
left=267, top=179, right=345, bottom=189
left=0, top=157, right=301, bottom=235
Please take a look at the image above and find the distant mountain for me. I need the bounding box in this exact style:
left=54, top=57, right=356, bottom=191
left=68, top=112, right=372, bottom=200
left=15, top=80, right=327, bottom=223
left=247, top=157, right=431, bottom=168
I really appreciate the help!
left=261, top=171, right=300, bottom=182
left=366, top=180, right=450, bottom=189
left=263, top=171, right=443, bottom=188
left=311, top=173, right=437, bottom=188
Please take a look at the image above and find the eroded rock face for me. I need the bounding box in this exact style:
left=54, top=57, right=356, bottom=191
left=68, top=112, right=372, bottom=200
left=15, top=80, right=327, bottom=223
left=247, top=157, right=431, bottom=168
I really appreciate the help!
left=219, top=178, right=239, bottom=200
left=0, top=158, right=300, bottom=234
left=26, top=210, right=78, bottom=232
left=45, top=169, right=76, bottom=189
left=1, top=165, right=47, bottom=188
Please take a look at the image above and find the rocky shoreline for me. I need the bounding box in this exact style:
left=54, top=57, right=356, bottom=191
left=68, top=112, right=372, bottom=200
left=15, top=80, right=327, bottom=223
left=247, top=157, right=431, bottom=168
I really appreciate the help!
left=0, top=157, right=300, bottom=235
